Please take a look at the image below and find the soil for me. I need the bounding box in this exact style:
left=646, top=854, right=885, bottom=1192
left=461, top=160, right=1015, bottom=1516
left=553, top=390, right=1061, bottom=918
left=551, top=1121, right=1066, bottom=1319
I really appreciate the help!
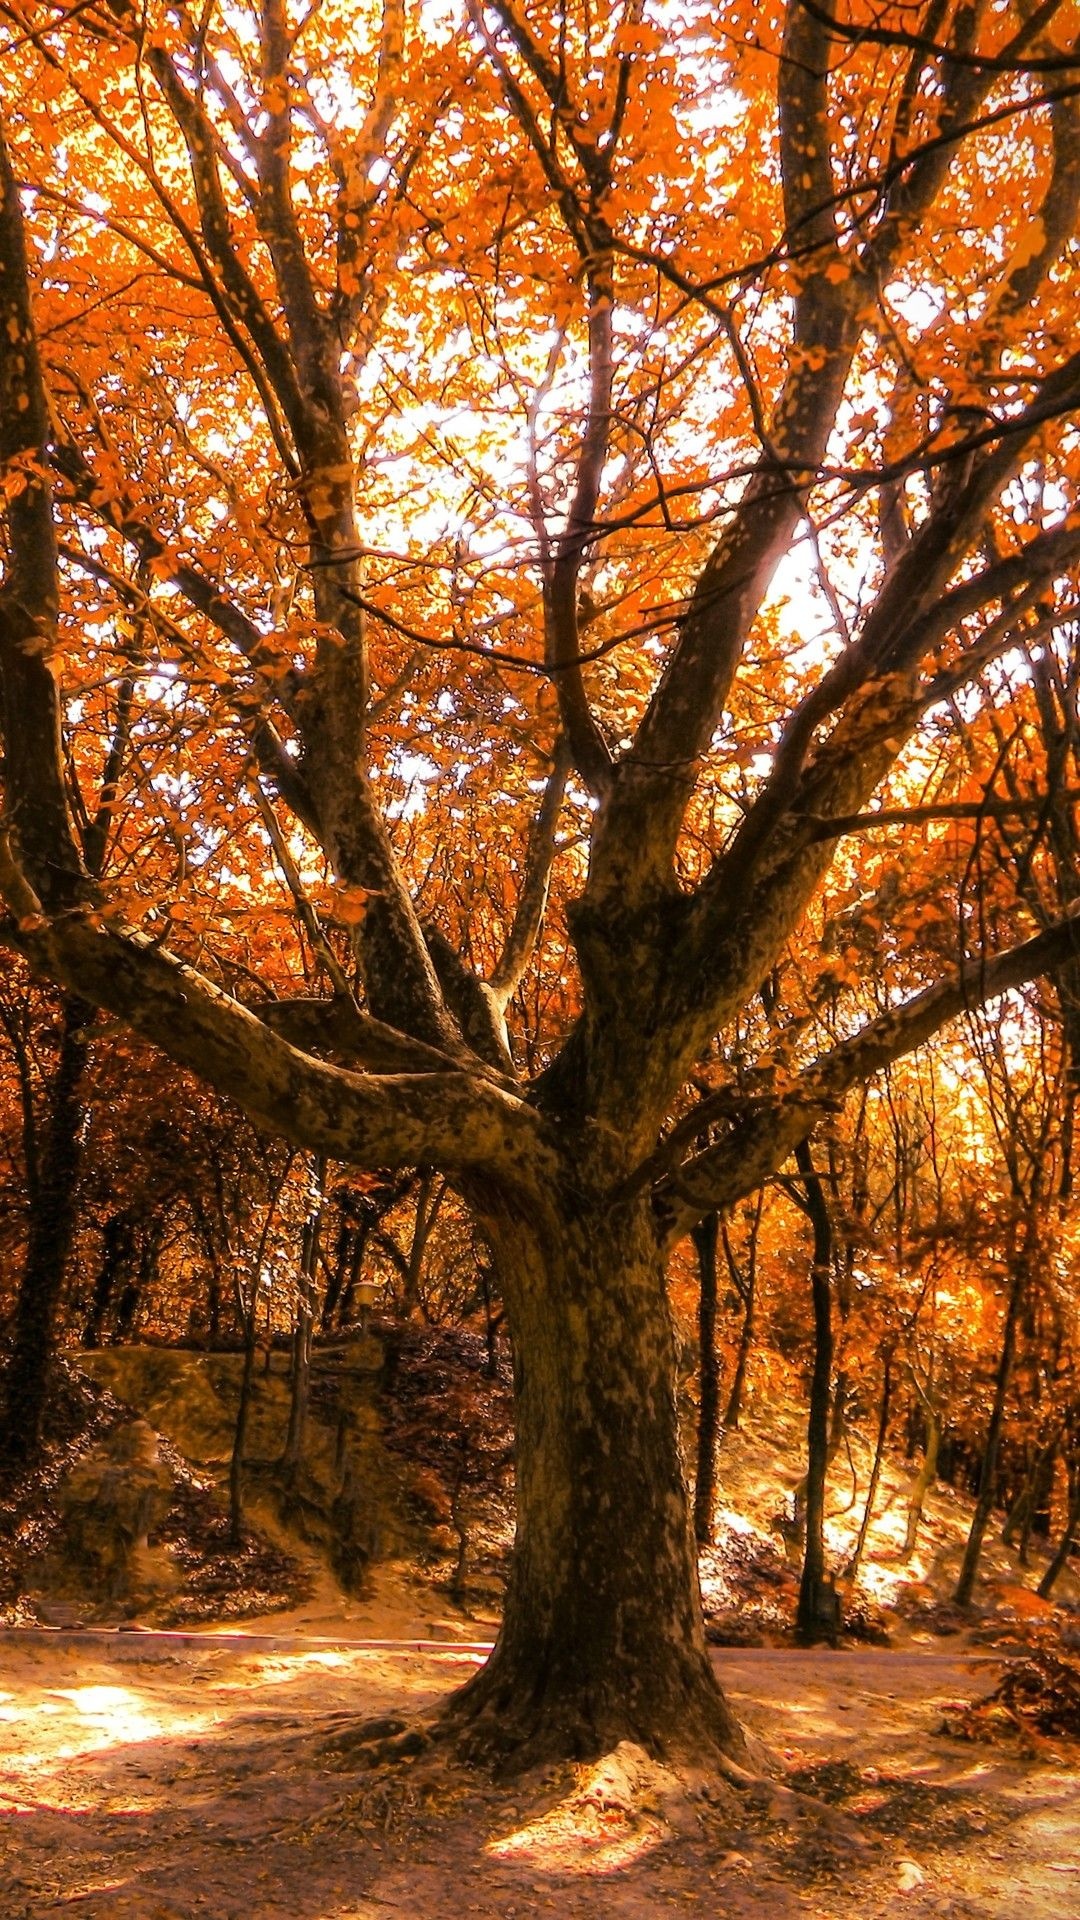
left=2, top=1621, right=1079, bottom=1918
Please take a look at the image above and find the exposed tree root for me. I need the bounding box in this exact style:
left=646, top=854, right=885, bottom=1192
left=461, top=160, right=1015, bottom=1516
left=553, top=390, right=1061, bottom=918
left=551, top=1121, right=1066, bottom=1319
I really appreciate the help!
left=308, top=1681, right=871, bottom=1869
left=320, top=1711, right=434, bottom=1768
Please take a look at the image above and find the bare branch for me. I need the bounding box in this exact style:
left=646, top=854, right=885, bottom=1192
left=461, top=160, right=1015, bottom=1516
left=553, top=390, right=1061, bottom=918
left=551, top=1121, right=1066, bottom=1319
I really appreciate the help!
left=490, top=736, right=571, bottom=1007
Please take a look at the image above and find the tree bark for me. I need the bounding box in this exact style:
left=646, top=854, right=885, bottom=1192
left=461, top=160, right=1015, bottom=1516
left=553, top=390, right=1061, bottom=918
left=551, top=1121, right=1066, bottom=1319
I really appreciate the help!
left=442, top=1183, right=745, bottom=1770
left=1, top=996, right=93, bottom=1468
left=692, top=1212, right=721, bottom=1546
left=793, top=1139, right=839, bottom=1645
left=229, top=1288, right=260, bottom=1547
left=282, top=1157, right=325, bottom=1479
left=1037, top=1464, right=1080, bottom=1599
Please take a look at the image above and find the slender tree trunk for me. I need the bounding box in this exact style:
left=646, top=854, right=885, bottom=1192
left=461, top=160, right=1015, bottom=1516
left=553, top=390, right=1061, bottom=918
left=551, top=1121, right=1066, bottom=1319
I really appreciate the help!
left=2, top=996, right=93, bottom=1468
left=955, top=1261, right=1026, bottom=1607
left=231, top=1160, right=292, bottom=1539
left=724, top=1283, right=754, bottom=1429
left=1004, top=1437, right=1058, bottom=1565
left=443, top=1182, right=745, bottom=1770
left=794, top=1139, right=839, bottom=1644
left=692, top=1212, right=721, bottom=1545
left=229, top=1289, right=259, bottom=1547
left=282, top=1158, right=325, bottom=1479
left=719, top=1175, right=762, bottom=1434
left=404, top=1170, right=443, bottom=1317
left=846, top=1345, right=894, bottom=1582
left=337, top=1218, right=369, bottom=1327
left=83, top=1211, right=133, bottom=1348
left=321, top=1217, right=351, bottom=1330
left=1037, top=1464, right=1080, bottom=1599
left=902, top=1399, right=941, bottom=1562
left=479, top=1256, right=503, bottom=1378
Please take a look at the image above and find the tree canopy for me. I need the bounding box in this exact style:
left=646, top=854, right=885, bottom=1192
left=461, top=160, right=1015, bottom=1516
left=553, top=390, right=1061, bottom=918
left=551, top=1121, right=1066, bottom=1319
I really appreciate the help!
left=2, top=0, right=1080, bottom=1768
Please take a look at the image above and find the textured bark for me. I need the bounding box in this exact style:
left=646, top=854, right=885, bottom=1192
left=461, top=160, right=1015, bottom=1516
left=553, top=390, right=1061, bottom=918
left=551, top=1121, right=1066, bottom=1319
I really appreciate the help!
left=4, top=11, right=1080, bottom=1780
left=692, top=1213, right=721, bottom=1546
left=442, top=1177, right=745, bottom=1770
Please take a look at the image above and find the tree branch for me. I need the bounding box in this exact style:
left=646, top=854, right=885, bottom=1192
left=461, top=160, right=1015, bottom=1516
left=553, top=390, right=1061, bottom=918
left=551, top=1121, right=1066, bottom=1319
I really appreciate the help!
left=0, top=116, right=87, bottom=908
left=0, top=833, right=547, bottom=1182
left=489, top=735, right=571, bottom=1007
left=655, top=905, right=1080, bottom=1243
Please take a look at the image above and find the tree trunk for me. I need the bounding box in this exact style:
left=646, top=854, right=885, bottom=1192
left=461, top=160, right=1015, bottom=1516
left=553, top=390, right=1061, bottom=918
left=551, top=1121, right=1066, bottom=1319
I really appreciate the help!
left=1, top=996, right=93, bottom=1468
left=282, top=1158, right=325, bottom=1479
left=229, top=1286, right=259, bottom=1547
left=83, top=1210, right=134, bottom=1348
left=1037, top=1464, right=1080, bottom=1599
left=692, top=1212, right=721, bottom=1545
left=442, top=1185, right=745, bottom=1771
left=724, top=1277, right=755, bottom=1429
left=1004, top=1436, right=1058, bottom=1565
left=954, top=1260, right=1026, bottom=1607
left=846, top=1344, right=894, bottom=1582
left=404, top=1169, right=442, bottom=1316
left=793, top=1139, right=840, bottom=1645
left=902, top=1396, right=941, bottom=1562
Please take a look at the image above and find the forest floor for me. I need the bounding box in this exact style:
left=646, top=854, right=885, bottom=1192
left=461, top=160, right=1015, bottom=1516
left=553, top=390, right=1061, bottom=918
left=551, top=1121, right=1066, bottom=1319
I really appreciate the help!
left=1, top=1342, right=1079, bottom=1917
left=2, top=1614, right=1080, bottom=1919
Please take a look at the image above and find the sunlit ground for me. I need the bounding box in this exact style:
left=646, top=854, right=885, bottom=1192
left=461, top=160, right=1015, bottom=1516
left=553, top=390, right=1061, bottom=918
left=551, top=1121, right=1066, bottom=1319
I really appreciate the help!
left=1, top=1635, right=1079, bottom=1919
left=0, top=1640, right=488, bottom=1822
left=485, top=1751, right=668, bottom=1877
left=0, top=1679, right=215, bottom=1812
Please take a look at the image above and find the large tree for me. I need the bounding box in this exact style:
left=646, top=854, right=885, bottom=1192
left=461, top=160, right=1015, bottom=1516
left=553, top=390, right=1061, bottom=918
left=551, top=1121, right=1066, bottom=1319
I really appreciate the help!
left=2, top=0, right=1080, bottom=1768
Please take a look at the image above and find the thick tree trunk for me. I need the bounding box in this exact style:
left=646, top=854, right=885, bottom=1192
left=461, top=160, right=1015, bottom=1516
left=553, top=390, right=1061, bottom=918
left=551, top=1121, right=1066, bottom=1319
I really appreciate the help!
left=442, top=1186, right=745, bottom=1771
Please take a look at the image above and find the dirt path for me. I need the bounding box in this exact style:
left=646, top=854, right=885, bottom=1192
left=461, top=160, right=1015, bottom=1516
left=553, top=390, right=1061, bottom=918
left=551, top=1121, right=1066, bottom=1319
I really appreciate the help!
left=1, top=1630, right=1078, bottom=1919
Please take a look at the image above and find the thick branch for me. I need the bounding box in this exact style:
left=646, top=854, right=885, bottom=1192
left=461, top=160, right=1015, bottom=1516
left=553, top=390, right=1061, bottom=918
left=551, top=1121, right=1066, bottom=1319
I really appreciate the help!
left=0, top=838, right=546, bottom=1183
left=590, top=0, right=859, bottom=902
left=655, top=904, right=1080, bottom=1243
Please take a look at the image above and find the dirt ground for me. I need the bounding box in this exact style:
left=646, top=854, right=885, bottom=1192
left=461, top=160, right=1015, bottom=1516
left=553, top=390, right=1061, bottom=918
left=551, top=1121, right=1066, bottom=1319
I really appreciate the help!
left=2, top=1606, right=1079, bottom=1920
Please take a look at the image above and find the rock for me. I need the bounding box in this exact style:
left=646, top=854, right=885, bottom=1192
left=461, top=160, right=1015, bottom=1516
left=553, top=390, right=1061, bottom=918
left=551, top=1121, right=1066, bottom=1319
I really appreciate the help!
left=57, top=1419, right=174, bottom=1612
